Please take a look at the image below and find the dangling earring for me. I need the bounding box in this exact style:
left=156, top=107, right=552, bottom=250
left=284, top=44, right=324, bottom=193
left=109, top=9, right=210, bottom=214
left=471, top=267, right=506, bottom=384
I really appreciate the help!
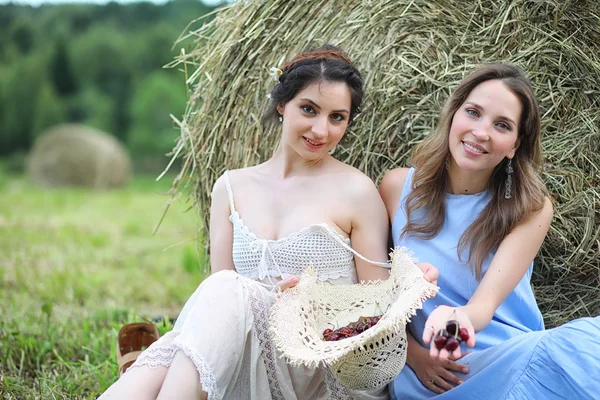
left=278, top=115, right=283, bottom=122
left=504, top=158, right=513, bottom=199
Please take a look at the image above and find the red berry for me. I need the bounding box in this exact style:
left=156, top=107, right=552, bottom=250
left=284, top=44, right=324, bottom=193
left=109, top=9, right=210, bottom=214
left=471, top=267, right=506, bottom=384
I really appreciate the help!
left=459, top=327, right=469, bottom=342
left=329, top=333, right=340, bottom=341
left=340, top=327, right=352, bottom=336
left=445, top=337, right=460, bottom=351
left=433, top=334, right=447, bottom=350
left=446, top=320, right=458, bottom=336
left=355, top=322, right=366, bottom=333
left=371, top=316, right=381, bottom=326
left=322, top=328, right=334, bottom=341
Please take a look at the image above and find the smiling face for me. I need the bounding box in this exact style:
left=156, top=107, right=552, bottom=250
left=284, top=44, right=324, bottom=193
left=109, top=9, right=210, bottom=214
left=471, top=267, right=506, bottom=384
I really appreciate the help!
left=277, top=80, right=351, bottom=161
left=448, top=79, right=522, bottom=174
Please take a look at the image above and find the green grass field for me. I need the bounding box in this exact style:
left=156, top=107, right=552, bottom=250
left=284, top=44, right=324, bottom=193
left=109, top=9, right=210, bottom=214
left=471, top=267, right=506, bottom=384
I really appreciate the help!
left=0, top=166, right=207, bottom=399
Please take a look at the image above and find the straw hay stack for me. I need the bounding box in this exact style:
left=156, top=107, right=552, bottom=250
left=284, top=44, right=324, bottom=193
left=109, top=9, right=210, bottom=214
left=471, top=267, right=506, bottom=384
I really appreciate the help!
left=169, top=0, right=599, bottom=327
left=28, top=124, right=132, bottom=189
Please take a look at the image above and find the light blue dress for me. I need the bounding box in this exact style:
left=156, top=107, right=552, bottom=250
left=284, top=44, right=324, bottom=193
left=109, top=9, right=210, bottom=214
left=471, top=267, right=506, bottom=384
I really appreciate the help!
left=390, top=168, right=600, bottom=400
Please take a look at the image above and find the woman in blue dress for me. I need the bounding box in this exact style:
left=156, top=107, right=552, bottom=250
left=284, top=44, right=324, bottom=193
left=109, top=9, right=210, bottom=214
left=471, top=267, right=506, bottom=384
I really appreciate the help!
left=379, top=64, right=600, bottom=400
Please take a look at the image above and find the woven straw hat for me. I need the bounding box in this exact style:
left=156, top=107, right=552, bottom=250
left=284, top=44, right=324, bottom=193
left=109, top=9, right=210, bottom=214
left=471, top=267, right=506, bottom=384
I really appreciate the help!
left=268, top=247, right=438, bottom=390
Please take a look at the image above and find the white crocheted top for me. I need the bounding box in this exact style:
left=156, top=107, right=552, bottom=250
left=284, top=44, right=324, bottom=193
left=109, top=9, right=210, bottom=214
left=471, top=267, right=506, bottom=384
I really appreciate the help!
left=224, top=170, right=381, bottom=282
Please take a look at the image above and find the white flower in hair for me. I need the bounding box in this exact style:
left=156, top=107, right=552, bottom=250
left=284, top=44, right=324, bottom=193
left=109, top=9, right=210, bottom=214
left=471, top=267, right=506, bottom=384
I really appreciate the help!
left=269, top=67, right=283, bottom=82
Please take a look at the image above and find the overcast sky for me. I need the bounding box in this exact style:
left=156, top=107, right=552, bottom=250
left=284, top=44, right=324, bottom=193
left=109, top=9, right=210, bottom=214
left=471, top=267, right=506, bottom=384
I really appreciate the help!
left=0, top=0, right=224, bottom=6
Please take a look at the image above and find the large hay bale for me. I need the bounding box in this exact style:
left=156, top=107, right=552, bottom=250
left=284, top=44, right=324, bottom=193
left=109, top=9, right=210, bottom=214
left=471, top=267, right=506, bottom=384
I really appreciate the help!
left=28, top=124, right=132, bottom=189
left=169, top=0, right=600, bottom=327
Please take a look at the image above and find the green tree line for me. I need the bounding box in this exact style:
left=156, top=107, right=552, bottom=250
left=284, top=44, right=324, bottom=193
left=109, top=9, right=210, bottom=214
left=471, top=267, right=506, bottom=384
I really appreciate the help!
left=0, top=0, right=217, bottom=170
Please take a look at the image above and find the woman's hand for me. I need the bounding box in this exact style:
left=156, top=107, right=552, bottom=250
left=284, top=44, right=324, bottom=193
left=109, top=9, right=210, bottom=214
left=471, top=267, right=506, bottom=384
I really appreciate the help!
left=410, top=343, right=469, bottom=394
left=423, top=305, right=476, bottom=360
left=417, top=262, right=439, bottom=286
left=276, top=275, right=299, bottom=292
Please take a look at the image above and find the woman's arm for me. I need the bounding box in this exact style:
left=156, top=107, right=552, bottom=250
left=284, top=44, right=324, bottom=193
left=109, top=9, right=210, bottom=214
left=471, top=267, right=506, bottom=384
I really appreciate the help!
left=378, top=167, right=410, bottom=222
left=349, top=167, right=440, bottom=284
left=348, top=175, right=392, bottom=282
left=461, top=197, right=553, bottom=330
left=424, top=197, right=554, bottom=359
left=209, top=175, right=235, bottom=273
left=349, top=168, right=413, bottom=282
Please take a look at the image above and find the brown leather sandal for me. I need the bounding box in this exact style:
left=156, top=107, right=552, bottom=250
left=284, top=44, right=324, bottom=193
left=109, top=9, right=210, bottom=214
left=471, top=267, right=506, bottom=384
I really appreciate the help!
left=116, top=322, right=160, bottom=376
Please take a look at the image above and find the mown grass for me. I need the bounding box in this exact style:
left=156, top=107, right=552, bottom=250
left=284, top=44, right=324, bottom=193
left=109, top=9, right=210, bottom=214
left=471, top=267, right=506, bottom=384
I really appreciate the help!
left=0, top=165, right=206, bottom=399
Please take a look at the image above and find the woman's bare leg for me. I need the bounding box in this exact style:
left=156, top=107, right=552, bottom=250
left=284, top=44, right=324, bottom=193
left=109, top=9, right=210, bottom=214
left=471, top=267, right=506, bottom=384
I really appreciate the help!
left=156, top=351, right=208, bottom=400
left=98, top=365, right=168, bottom=399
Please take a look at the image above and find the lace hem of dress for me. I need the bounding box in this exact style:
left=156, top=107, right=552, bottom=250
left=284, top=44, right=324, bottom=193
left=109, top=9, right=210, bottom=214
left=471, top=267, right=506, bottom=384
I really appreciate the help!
left=175, top=341, right=220, bottom=400
left=129, top=344, right=176, bottom=370
left=244, top=278, right=286, bottom=400
left=127, top=343, right=220, bottom=400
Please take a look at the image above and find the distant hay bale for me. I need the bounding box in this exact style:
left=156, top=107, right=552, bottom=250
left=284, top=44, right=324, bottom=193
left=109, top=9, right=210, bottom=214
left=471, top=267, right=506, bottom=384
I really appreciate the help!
left=28, top=124, right=132, bottom=189
left=169, top=0, right=600, bottom=327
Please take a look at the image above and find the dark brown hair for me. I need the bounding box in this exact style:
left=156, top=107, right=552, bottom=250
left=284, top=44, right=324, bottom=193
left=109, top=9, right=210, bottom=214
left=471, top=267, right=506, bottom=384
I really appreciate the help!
left=264, top=44, right=363, bottom=124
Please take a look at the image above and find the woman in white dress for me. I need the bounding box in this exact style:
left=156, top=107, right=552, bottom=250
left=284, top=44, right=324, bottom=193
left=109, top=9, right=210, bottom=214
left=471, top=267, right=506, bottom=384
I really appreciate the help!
left=99, top=45, right=437, bottom=400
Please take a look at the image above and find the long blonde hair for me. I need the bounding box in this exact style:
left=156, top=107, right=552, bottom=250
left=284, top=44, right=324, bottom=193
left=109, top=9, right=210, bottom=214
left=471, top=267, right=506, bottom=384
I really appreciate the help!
left=403, top=64, right=548, bottom=279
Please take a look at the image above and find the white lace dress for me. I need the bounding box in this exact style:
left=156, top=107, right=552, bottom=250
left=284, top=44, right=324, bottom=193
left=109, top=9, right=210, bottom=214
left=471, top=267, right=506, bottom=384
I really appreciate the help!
left=120, top=171, right=389, bottom=400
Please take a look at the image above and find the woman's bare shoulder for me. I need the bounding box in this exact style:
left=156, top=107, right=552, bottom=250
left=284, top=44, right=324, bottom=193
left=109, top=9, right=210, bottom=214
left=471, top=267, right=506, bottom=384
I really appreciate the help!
left=380, top=168, right=411, bottom=192
left=221, top=166, right=257, bottom=179
left=217, top=165, right=263, bottom=188
left=331, top=161, right=380, bottom=199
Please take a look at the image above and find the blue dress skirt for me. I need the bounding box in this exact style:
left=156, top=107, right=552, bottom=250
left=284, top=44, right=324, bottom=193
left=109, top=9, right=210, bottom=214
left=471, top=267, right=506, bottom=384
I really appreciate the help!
left=391, top=316, right=600, bottom=399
